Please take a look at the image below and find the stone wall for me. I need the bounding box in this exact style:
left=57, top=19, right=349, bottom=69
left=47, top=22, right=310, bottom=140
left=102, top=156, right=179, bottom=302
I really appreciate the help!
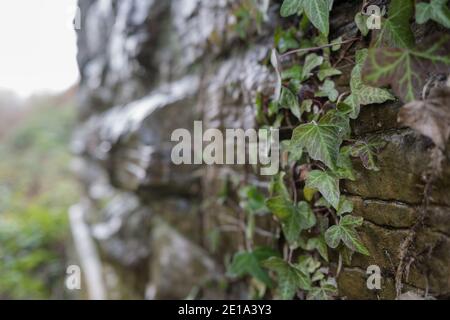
left=72, top=0, right=450, bottom=299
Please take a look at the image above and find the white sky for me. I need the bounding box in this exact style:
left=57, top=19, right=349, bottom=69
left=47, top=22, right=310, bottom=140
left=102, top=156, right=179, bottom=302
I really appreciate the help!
left=0, top=0, right=79, bottom=97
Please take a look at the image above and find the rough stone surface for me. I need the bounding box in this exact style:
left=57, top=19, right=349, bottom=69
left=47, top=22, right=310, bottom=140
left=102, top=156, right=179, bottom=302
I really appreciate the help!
left=73, top=0, right=450, bottom=299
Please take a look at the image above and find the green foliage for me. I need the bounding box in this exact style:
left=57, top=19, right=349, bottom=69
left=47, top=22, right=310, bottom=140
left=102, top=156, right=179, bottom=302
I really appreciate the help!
left=363, top=41, right=450, bottom=102
left=354, top=12, right=369, bottom=36
left=291, top=121, right=341, bottom=170
left=279, top=87, right=301, bottom=119
left=263, top=257, right=311, bottom=299
left=345, top=49, right=395, bottom=119
left=280, top=0, right=334, bottom=35
left=305, top=170, right=340, bottom=210
left=228, top=247, right=279, bottom=287
left=349, top=139, right=386, bottom=172
left=302, top=53, right=324, bottom=80
left=239, top=186, right=269, bottom=215
left=376, top=0, right=415, bottom=48
left=325, top=215, right=369, bottom=255
left=0, top=100, right=77, bottom=299
left=416, top=0, right=450, bottom=28
left=316, top=79, right=338, bottom=102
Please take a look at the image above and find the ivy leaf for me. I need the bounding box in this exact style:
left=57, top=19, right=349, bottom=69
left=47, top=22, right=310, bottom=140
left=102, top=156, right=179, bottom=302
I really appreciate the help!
left=346, top=49, right=395, bottom=119
left=280, top=0, right=304, bottom=17
left=318, top=63, right=342, bottom=82
left=239, top=186, right=268, bottom=215
left=350, top=139, right=386, bottom=171
left=363, top=40, right=450, bottom=103
left=377, top=0, right=415, bottom=49
left=416, top=0, right=450, bottom=29
left=279, top=87, right=301, bottom=119
left=282, top=202, right=316, bottom=246
left=306, top=236, right=329, bottom=262
left=269, top=172, right=290, bottom=199
left=282, top=65, right=303, bottom=81
left=305, top=170, right=340, bottom=210
left=302, top=0, right=333, bottom=36
left=291, top=119, right=342, bottom=169
left=398, top=87, right=450, bottom=149
left=336, top=196, right=354, bottom=216
left=307, top=280, right=337, bottom=300
left=316, top=79, right=339, bottom=102
left=267, top=198, right=316, bottom=246
left=266, top=195, right=294, bottom=220
left=228, top=247, right=279, bottom=286
left=351, top=50, right=395, bottom=105
left=302, top=53, right=324, bottom=81
left=334, top=146, right=356, bottom=181
left=263, top=257, right=312, bottom=299
left=324, top=215, right=369, bottom=256
left=300, top=99, right=313, bottom=114
left=319, top=109, right=351, bottom=140
left=355, top=12, right=369, bottom=36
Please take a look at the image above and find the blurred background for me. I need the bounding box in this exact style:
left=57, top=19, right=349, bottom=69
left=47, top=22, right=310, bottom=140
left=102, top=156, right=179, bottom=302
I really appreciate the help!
left=0, top=0, right=79, bottom=299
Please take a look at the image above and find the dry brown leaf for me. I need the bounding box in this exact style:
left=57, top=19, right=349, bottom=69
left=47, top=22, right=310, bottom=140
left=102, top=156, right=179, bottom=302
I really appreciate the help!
left=398, top=86, right=450, bottom=149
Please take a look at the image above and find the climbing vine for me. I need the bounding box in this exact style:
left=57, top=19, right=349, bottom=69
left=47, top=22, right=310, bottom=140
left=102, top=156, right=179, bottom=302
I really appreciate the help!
left=225, top=0, right=450, bottom=300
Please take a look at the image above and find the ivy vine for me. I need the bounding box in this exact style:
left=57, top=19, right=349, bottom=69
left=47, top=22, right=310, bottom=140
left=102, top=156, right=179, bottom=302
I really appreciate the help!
left=225, top=0, right=450, bottom=300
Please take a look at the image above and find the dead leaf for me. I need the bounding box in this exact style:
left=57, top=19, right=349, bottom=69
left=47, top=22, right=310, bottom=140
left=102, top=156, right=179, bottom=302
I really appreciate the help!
left=398, top=87, right=450, bottom=149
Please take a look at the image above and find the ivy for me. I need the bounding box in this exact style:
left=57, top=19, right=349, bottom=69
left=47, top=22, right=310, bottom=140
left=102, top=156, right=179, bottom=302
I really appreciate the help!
left=345, top=49, right=395, bottom=119
left=280, top=0, right=334, bottom=35
left=223, top=0, right=450, bottom=300
left=416, top=0, right=450, bottom=29
left=376, top=0, right=415, bottom=49
left=363, top=41, right=450, bottom=103
left=228, top=247, right=280, bottom=287
left=305, top=170, right=340, bottom=210
left=291, top=120, right=342, bottom=170
left=324, top=215, right=369, bottom=256
left=262, top=257, right=311, bottom=299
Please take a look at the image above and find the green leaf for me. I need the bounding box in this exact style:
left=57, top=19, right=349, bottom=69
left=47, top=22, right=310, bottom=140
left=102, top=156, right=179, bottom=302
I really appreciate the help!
left=279, top=87, right=301, bottom=119
left=302, top=53, right=324, bottom=80
left=316, top=79, right=339, bottom=102
left=291, top=120, right=342, bottom=169
left=346, top=49, right=395, bottom=119
left=350, top=139, right=386, bottom=171
left=282, top=65, right=303, bottom=81
left=318, top=64, right=342, bottom=81
left=280, top=0, right=304, bottom=17
left=334, top=146, right=356, bottom=181
left=336, top=196, right=354, bottom=216
left=324, top=225, right=341, bottom=248
left=302, top=0, right=333, bottom=36
left=307, top=280, right=337, bottom=300
left=269, top=172, right=290, bottom=199
left=228, top=247, right=278, bottom=286
left=324, top=215, right=369, bottom=256
left=363, top=41, right=450, bottom=103
left=266, top=196, right=294, bottom=220
left=305, top=170, right=340, bottom=210
left=267, top=198, right=316, bottom=246
left=319, top=109, right=351, bottom=139
left=377, top=0, right=415, bottom=49
left=416, top=0, right=450, bottom=29
left=263, top=257, right=312, bottom=299
left=306, top=236, right=329, bottom=262
left=355, top=12, right=369, bottom=36
left=331, top=36, right=343, bottom=51
left=239, top=186, right=268, bottom=215
left=300, top=99, right=313, bottom=114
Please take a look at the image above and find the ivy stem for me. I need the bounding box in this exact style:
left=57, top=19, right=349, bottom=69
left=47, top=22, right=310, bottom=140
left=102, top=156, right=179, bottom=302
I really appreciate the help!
left=280, top=37, right=360, bottom=59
